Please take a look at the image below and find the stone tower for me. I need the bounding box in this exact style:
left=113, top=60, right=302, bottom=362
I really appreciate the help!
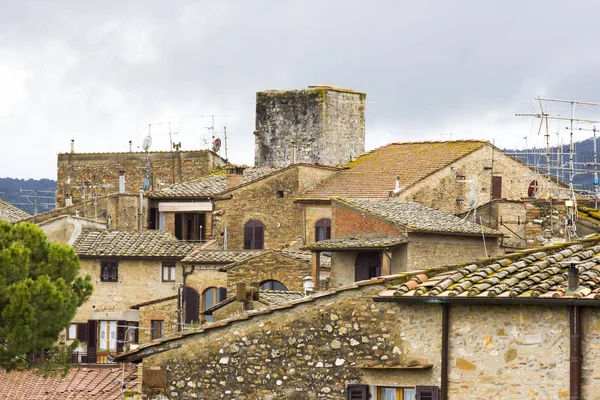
left=254, top=84, right=366, bottom=166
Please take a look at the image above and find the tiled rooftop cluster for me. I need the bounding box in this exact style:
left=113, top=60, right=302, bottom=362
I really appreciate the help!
left=301, top=140, right=487, bottom=199
left=73, top=229, right=194, bottom=258
left=149, top=166, right=282, bottom=198
left=341, top=198, right=501, bottom=235
left=304, top=235, right=408, bottom=250
left=259, top=290, right=306, bottom=305
left=389, top=241, right=600, bottom=299
left=0, top=200, right=30, bottom=223
left=0, top=365, right=138, bottom=399
left=182, top=249, right=266, bottom=264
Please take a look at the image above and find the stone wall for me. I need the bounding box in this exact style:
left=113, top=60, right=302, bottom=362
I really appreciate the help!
left=138, top=298, right=179, bottom=345
left=134, top=281, right=600, bottom=399
left=75, top=258, right=183, bottom=322
left=57, top=150, right=225, bottom=207
left=185, top=268, right=227, bottom=303
left=254, top=86, right=365, bottom=167
left=225, top=252, right=311, bottom=294
left=214, top=166, right=336, bottom=250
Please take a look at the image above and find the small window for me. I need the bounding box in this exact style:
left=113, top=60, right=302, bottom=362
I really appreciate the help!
left=244, top=220, right=265, bottom=249
left=162, top=263, right=176, bottom=282
left=276, top=190, right=284, bottom=198
left=67, top=323, right=77, bottom=340
left=377, top=387, right=416, bottom=400
left=315, top=218, right=331, bottom=242
left=151, top=320, right=164, bottom=340
left=260, top=280, right=288, bottom=291
left=202, top=287, right=227, bottom=322
left=100, top=260, right=118, bottom=282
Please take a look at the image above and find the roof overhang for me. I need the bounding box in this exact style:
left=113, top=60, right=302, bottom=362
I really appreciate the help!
left=374, top=296, right=600, bottom=307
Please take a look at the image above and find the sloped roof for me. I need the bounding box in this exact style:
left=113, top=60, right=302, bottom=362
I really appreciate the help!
left=204, top=290, right=307, bottom=315
left=300, top=140, right=487, bottom=200
left=0, top=200, right=30, bottom=223
left=217, top=249, right=332, bottom=271
left=0, top=365, right=138, bottom=399
left=303, top=235, right=409, bottom=251
left=182, top=249, right=266, bottom=264
left=148, top=166, right=282, bottom=198
left=73, top=230, right=194, bottom=258
left=384, top=238, right=600, bottom=300
left=338, top=198, right=501, bottom=236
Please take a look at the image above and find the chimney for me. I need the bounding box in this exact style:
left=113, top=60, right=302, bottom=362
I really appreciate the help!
left=129, top=140, right=133, bottom=152
left=119, top=171, right=126, bottom=193
left=70, top=139, right=75, bottom=153
left=236, top=282, right=259, bottom=311
left=225, top=165, right=246, bottom=190
left=567, top=260, right=580, bottom=292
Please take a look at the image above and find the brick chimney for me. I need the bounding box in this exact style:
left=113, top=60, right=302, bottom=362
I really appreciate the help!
left=225, top=165, right=246, bottom=190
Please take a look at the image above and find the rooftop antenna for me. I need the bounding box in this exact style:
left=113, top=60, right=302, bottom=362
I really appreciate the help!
left=142, top=134, right=152, bottom=191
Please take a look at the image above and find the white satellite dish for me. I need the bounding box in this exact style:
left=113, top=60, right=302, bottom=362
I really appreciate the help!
left=142, top=136, right=152, bottom=152
left=467, top=188, right=478, bottom=209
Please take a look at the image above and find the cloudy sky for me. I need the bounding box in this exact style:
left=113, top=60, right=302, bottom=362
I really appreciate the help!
left=3, top=0, right=600, bottom=179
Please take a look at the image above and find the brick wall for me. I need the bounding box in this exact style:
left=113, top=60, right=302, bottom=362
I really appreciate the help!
left=138, top=298, right=179, bottom=345
left=332, top=202, right=401, bottom=238
left=57, top=150, right=225, bottom=207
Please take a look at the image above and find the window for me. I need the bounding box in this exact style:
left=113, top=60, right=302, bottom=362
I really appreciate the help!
left=67, top=323, right=77, bottom=340
left=151, top=320, right=164, bottom=340
left=260, top=280, right=288, bottom=291
left=100, top=260, right=118, bottom=282
left=202, top=287, right=227, bottom=322
left=377, top=387, right=416, bottom=400
left=244, top=220, right=265, bottom=249
left=355, top=252, right=382, bottom=282
left=315, top=218, right=331, bottom=242
left=162, top=263, right=176, bottom=282
left=175, top=213, right=205, bottom=241
left=126, top=321, right=138, bottom=344
left=98, top=320, right=117, bottom=351
left=276, top=190, right=284, bottom=198
left=491, top=176, right=502, bottom=200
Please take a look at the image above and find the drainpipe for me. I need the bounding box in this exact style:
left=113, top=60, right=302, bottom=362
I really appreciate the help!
left=441, top=303, right=449, bottom=400
left=570, top=305, right=582, bottom=400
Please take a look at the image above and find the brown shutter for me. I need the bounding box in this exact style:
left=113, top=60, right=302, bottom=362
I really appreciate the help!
left=255, top=225, right=264, bottom=249
left=491, top=176, right=502, bottom=200
left=116, top=320, right=126, bottom=353
left=134, top=322, right=139, bottom=343
left=218, top=287, right=227, bottom=302
left=183, top=286, right=200, bottom=324
left=416, top=386, right=439, bottom=400
left=86, top=320, right=98, bottom=363
left=244, top=224, right=253, bottom=249
left=76, top=323, right=88, bottom=342
left=347, top=384, right=369, bottom=400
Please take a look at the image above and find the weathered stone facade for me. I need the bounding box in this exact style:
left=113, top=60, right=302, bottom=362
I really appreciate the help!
left=57, top=150, right=225, bottom=207
left=254, top=85, right=366, bottom=167
left=137, top=297, right=179, bottom=345
left=213, top=165, right=337, bottom=250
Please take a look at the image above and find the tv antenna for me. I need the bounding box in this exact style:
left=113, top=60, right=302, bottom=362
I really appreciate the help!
left=142, top=135, right=152, bottom=152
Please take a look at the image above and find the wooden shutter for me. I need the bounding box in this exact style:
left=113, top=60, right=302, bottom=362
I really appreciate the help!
left=254, top=225, right=264, bottom=249
left=175, top=213, right=183, bottom=240
left=347, top=384, right=369, bottom=400
left=416, top=386, right=439, bottom=400
left=218, top=287, right=227, bottom=302
left=244, top=224, right=253, bottom=249
left=86, top=320, right=98, bottom=363
left=116, top=320, right=126, bottom=353
left=491, top=176, right=502, bottom=200
left=76, top=323, right=88, bottom=342
left=134, top=322, right=139, bottom=343
left=183, top=286, right=200, bottom=324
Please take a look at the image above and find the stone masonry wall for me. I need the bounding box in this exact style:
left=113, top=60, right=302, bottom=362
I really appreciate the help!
left=225, top=252, right=311, bottom=294
left=254, top=87, right=365, bottom=167
left=57, top=150, right=224, bottom=207
left=138, top=298, right=179, bottom=345
left=302, top=202, right=331, bottom=243
left=138, top=279, right=598, bottom=400
left=75, top=258, right=183, bottom=323
left=185, top=268, right=227, bottom=303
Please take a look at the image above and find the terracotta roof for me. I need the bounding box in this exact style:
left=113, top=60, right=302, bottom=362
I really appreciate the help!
left=0, top=365, right=138, bottom=399
left=182, top=249, right=266, bottom=264
left=386, top=238, right=600, bottom=299
left=338, top=198, right=501, bottom=235
left=303, top=235, right=409, bottom=251
left=73, top=230, right=194, bottom=258
left=300, top=140, right=488, bottom=200
left=148, top=166, right=282, bottom=198
left=0, top=200, right=30, bottom=223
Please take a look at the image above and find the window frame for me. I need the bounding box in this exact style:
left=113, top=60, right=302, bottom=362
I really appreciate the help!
left=377, top=386, right=416, bottom=400
left=162, top=262, right=176, bottom=282
left=244, top=220, right=265, bottom=250
left=259, top=280, right=288, bottom=291
left=151, top=320, right=164, bottom=340
left=100, top=260, right=119, bottom=282
left=314, top=218, right=332, bottom=242
left=67, top=323, right=77, bottom=340
left=202, top=287, right=227, bottom=322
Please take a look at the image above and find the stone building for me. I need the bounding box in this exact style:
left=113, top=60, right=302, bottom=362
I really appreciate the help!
left=56, top=148, right=225, bottom=207
left=303, top=198, right=502, bottom=287
left=254, top=84, right=366, bottom=167
left=297, top=140, right=568, bottom=251
left=117, top=237, right=600, bottom=400
left=69, top=229, right=193, bottom=362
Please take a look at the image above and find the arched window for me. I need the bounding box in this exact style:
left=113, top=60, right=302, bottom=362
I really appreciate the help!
left=244, top=220, right=265, bottom=249
left=260, top=280, right=288, bottom=291
left=315, top=218, right=331, bottom=242
left=355, top=252, right=381, bottom=282
left=202, top=287, right=227, bottom=322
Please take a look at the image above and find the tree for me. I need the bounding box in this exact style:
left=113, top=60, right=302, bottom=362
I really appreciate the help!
left=0, top=221, right=93, bottom=373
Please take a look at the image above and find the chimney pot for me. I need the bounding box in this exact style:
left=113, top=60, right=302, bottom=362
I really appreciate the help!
left=70, top=139, right=75, bottom=153
left=119, top=171, right=126, bottom=193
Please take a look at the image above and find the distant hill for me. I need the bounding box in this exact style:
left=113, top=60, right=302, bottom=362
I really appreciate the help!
left=0, top=178, right=56, bottom=215
left=505, top=136, right=600, bottom=192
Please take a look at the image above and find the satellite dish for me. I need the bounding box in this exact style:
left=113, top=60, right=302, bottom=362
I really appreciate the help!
left=142, top=136, right=152, bottom=152
left=212, top=138, right=222, bottom=153
left=467, top=188, right=478, bottom=209
left=142, top=177, right=151, bottom=191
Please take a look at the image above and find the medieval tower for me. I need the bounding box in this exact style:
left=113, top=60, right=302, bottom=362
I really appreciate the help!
left=254, top=84, right=366, bottom=166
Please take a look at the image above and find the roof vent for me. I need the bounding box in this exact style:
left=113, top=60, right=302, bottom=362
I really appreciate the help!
left=564, top=260, right=581, bottom=292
